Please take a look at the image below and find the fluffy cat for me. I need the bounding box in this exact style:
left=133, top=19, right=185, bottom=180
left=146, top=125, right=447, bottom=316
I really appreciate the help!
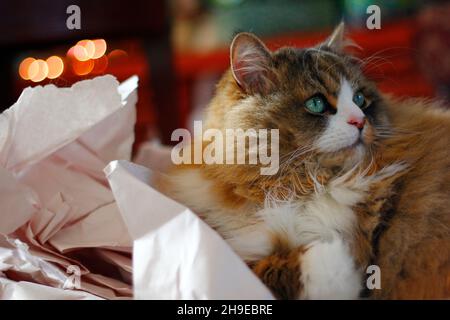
left=160, top=23, right=450, bottom=299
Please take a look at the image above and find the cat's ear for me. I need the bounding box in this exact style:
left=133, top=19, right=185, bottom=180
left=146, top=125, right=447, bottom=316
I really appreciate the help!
left=324, top=22, right=346, bottom=51
left=230, top=32, right=275, bottom=95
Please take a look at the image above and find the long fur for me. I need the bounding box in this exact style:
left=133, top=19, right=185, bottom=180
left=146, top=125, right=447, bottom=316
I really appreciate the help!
left=160, top=28, right=450, bottom=299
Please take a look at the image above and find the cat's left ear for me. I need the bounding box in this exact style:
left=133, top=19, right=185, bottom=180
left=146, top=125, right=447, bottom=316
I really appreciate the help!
left=323, top=22, right=346, bottom=51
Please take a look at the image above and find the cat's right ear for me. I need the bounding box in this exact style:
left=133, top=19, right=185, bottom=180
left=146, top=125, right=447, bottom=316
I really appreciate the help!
left=230, top=32, right=275, bottom=95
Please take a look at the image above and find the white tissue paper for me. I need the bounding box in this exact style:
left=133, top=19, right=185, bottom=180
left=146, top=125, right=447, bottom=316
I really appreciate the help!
left=0, top=75, right=273, bottom=300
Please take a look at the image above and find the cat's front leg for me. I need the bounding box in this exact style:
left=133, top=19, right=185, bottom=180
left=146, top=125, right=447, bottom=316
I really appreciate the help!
left=252, top=237, right=362, bottom=299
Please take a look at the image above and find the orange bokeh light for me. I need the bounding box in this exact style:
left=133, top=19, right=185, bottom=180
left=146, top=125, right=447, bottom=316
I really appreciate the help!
left=73, top=45, right=89, bottom=61
left=92, top=39, right=107, bottom=59
left=91, top=55, right=108, bottom=74
left=77, top=40, right=95, bottom=59
left=30, top=59, right=49, bottom=82
left=21, top=39, right=108, bottom=80
left=72, top=59, right=94, bottom=76
left=27, top=61, right=40, bottom=80
left=46, top=56, right=64, bottom=79
left=108, top=49, right=128, bottom=60
left=19, top=57, right=36, bottom=80
left=66, top=46, right=75, bottom=58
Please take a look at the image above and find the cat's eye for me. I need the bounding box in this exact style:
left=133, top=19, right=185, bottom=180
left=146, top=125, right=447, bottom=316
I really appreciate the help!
left=305, top=96, right=326, bottom=114
left=353, top=92, right=366, bottom=108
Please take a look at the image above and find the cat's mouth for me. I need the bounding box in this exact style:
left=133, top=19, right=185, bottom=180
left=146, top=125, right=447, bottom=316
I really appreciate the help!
left=348, top=137, right=364, bottom=149
left=341, top=127, right=374, bottom=153
left=336, top=136, right=365, bottom=154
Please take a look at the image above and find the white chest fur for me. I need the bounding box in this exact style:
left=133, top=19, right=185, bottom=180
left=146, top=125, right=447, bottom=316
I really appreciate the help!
left=222, top=182, right=366, bottom=299
left=226, top=184, right=361, bottom=261
left=168, top=163, right=406, bottom=299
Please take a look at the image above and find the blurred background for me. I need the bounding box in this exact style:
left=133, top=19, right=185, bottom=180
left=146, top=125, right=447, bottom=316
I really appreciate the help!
left=0, top=0, right=449, bottom=151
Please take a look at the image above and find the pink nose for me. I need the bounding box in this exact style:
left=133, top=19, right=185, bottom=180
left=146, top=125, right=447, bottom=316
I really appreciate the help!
left=347, top=117, right=366, bottom=129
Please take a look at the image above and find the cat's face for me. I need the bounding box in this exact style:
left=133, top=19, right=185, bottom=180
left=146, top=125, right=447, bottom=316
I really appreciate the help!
left=223, top=24, right=389, bottom=168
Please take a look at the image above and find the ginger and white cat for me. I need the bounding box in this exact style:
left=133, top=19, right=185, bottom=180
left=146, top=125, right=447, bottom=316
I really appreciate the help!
left=161, top=24, right=450, bottom=299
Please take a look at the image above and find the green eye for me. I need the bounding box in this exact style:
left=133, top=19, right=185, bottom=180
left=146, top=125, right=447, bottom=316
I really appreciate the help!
left=305, top=96, right=326, bottom=114
left=353, top=92, right=365, bottom=107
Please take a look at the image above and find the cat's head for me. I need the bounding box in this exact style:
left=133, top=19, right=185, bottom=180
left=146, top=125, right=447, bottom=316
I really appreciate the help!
left=207, top=23, right=389, bottom=173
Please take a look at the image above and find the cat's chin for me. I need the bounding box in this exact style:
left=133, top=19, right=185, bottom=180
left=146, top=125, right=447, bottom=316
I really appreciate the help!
left=317, top=142, right=367, bottom=169
left=345, top=142, right=367, bottom=164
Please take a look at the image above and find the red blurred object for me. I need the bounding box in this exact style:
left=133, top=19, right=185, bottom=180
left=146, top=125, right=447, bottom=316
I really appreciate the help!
left=416, top=2, right=450, bottom=100
left=173, top=19, right=435, bottom=131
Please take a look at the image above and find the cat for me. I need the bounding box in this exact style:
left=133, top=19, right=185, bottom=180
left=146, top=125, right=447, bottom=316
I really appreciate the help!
left=160, top=23, right=450, bottom=299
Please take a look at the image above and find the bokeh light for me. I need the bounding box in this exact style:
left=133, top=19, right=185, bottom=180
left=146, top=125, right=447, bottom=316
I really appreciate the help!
left=30, top=59, right=49, bottom=82
left=66, top=46, right=76, bottom=58
left=73, top=45, right=89, bottom=61
left=19, top=39, right=109, bottom=81
left=92, top=55, right=109, bottom=74
left=108, top=49, right=128, bottom=60
left=77, top=40, right=96, bottom=59
left=72, top=59, right=94, bottom=75
left=19, top=57, right=36, bottom=80
left=92, top=39, right=107, bottom=59
left=27, top=61, right=40, bottom=80
left=46, top=56, right=64, bottom=79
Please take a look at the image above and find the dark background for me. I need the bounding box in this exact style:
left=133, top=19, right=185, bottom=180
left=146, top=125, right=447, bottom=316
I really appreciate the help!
left=0, top=0, right=449, bottom=149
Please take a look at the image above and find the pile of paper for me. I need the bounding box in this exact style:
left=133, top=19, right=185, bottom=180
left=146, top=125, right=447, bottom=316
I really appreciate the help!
left=0, top=75, right=273, bottom=300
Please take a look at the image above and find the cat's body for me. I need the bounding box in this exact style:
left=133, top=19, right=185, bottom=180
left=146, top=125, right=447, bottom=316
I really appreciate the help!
left=359, top=98, right=450, bottom=299
left=161, top=24, right=450, bottom=299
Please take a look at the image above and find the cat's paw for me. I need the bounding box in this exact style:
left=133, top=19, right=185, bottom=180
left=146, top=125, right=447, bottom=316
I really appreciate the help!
left=299, top=237, right=362, bottom=299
